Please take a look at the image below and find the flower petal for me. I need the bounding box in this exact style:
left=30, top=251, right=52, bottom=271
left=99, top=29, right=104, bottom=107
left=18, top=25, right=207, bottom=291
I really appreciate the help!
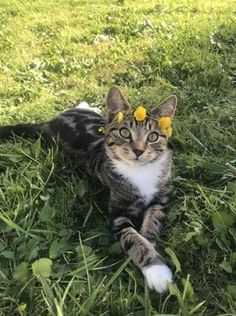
left=117, top=112, right=124, bottom=123
left=166, top=126, right=172, bottom=137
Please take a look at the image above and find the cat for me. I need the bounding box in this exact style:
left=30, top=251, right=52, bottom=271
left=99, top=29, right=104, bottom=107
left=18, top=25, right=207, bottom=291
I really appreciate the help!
left=0, top=85, right=177, bottom=293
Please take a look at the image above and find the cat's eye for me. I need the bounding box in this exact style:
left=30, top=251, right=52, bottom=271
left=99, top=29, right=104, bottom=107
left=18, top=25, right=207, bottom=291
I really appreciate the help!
left=119, top=127, right=131, bottom=139
left=147, top=132, right=159, bottom=142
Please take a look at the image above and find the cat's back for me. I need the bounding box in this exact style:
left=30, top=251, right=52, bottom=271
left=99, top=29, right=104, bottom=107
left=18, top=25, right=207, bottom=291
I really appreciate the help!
left=45, top=106, right=105, bottom=154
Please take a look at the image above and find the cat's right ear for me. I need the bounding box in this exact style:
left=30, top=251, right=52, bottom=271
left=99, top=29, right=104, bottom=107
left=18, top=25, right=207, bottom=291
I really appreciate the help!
left=152, top=95, right=177, bottom=118
left=106, top=85, right=131, bottom=122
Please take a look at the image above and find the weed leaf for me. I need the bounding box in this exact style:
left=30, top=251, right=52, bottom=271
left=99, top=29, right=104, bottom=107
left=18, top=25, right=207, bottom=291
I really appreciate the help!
left=165, top=247, right=181, bottom=273
left=13, top=262, right=29, bottom=282
left=212, top=211, right=236, bottom=232
left=39, top=203, right=55, bottom=222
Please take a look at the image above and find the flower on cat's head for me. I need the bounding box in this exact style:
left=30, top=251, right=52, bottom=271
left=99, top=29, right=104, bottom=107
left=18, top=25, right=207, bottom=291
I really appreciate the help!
left=166, top=126, right=172, bottom=137
left=98, top=126, right=105, bottom=133
left=158, top=116, right=172, bottom=137
left=133, top=106, right=147, bottom=121
left=116, top=112, right=124, bottom=123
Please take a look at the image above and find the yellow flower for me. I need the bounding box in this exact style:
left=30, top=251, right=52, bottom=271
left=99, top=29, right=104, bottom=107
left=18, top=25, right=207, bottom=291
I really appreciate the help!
left=158, top=116, right=171, bottom=130
left=166, top=126, right=172, bottom=137
left=117, top=112, right=124, bottom=123
left=158, top=116, right=173, bottom=137
left=98, top=127, right=105, bottom=133
left=18, top=302, right=27, bottom=312
left=133, top=106, right=147, bottom=121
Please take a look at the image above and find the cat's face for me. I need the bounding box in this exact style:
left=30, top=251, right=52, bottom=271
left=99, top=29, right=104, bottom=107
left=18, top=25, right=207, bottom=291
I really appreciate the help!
left=105, top=117, right=167, bottom=165
left=104, top=86, right=177, bottom=166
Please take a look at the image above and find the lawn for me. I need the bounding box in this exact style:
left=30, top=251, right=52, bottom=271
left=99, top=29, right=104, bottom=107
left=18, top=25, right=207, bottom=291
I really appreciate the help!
left=0, top=0, right=235, bottom=315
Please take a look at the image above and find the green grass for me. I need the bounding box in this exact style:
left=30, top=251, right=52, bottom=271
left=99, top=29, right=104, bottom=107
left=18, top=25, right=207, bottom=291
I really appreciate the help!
left=0, top=0, right=236, bottom=315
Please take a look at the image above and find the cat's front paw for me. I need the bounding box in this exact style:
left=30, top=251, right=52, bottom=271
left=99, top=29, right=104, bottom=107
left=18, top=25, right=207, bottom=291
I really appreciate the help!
left=142, top=264, right=173, bottom=293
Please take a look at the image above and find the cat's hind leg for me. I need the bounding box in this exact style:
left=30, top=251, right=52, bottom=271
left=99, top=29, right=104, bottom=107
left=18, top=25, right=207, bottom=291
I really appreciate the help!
left=75, top=101, right=102, bottom=114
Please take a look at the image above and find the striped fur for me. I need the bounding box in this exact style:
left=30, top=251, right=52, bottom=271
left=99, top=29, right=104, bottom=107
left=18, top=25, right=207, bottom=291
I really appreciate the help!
left=0, top=86, right=177, bottom=293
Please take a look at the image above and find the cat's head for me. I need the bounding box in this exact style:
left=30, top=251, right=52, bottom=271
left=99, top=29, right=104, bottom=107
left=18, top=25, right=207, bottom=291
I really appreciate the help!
left=104, top=85, right=177, bottom=165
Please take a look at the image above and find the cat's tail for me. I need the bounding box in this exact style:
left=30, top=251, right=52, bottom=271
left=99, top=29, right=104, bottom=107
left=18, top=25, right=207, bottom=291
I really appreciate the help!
left=0, top=122, right=48, bottom=142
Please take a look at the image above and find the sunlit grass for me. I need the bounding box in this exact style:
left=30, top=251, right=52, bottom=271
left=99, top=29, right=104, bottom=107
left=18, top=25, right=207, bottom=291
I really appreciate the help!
left=0, top=0, right=235, bottom=315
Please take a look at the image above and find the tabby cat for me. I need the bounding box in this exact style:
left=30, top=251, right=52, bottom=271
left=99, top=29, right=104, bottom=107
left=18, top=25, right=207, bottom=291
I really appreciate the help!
left=0, top=86, right=177, bottom=293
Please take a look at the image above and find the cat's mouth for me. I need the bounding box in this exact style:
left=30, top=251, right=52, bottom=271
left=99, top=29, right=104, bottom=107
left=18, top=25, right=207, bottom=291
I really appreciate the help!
left=122, top=154, right=152, bottom=166
left=105, top=144, right=156, bottom=165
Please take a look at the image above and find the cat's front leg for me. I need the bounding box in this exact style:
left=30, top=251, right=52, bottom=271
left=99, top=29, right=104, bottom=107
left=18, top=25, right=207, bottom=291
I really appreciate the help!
left=110, top=215, right=172, bottom=293
left=139, top=204, right=166, bottom=245
left=138, top=205, right=173, bottom=291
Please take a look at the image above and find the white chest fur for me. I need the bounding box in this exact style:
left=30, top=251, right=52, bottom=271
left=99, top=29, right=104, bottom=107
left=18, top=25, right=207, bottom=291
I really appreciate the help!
left=113, top=153, right=167, bottom=205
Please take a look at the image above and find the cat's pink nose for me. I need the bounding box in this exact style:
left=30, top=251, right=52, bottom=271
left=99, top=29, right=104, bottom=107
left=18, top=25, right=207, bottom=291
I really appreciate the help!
left=133, top=149, right=144, bottom=158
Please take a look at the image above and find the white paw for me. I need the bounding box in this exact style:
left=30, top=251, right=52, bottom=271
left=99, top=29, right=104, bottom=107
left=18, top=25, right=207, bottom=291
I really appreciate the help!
left=76, top=101, right=101, bottom=114
left=142, top=264, right=173, bottom=293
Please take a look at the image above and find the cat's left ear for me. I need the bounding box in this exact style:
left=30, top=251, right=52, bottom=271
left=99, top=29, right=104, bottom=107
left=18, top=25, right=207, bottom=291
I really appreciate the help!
left=152, top=95, right=177, bottom=118
left=106, top=85, right=131, bottom=122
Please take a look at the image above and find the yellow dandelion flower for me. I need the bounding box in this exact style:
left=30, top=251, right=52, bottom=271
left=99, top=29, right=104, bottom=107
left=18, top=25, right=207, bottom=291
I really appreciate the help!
left=158, top=116, right=173, bottom=137
left=166, top=126, right=172, bottom=137
left=18, top=302, right=27, bottom=312
left=133, top=106, right=147, bottom=121
left=158, top=116, right=171, bottom=130
left=117, top=112, right=124, bottom=123
left=98, top=127, right=105, bottom=133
